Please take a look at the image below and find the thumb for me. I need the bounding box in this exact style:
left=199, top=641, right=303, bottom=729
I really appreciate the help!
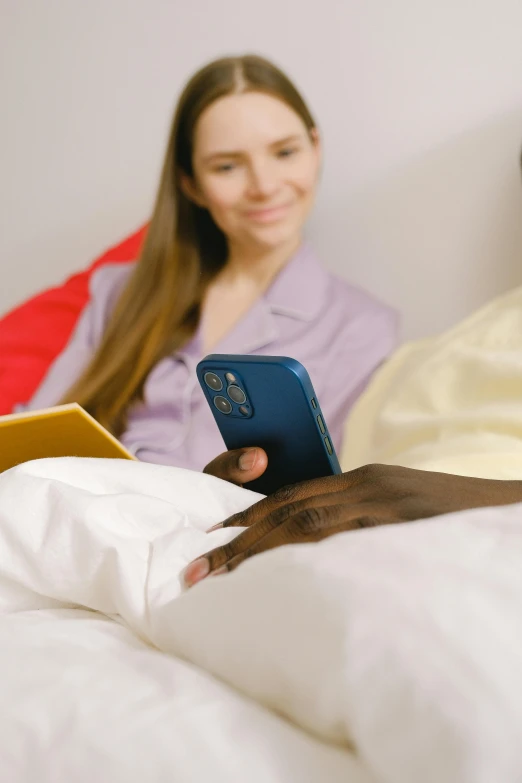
left=203, top=447, right=268, bottom=486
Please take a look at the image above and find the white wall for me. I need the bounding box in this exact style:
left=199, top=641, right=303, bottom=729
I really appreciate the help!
left=1, top=0, right=522, bottom=339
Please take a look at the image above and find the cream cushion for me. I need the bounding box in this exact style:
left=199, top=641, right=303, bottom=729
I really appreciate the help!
left=341, top=285, right=522, bottom=479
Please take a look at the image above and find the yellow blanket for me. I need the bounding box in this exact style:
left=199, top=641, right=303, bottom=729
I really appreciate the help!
left=341, top=285, right=522, bottom=479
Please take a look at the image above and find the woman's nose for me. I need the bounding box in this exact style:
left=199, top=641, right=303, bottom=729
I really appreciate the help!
left=245, top=162, right=279, bottom=199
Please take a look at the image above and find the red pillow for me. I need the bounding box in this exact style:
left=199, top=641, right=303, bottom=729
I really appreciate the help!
left=0, top=225, right=147, bottom=415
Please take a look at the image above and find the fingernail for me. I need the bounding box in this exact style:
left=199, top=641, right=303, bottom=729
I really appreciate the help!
left=182, top=558, right=210, bottom=588
left=207, top=522, right=223, bottom=533
left=238, top=448, right=257, bottom=471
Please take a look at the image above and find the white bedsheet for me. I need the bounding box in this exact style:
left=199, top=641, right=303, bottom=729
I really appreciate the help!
left=1, top=457, right=522, bottom=782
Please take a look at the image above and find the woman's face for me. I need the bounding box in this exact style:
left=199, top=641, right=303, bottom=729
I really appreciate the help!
left=185, top=91, right=321, bottom=255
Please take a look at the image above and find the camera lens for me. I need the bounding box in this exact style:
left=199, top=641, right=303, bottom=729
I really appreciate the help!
left=227, top=385, right=246, bottom=404
left=204, top=372, right=223, bottom=391
left=214, top=395, right=232, bottom=415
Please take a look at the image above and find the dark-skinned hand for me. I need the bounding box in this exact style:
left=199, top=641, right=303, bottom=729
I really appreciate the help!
left=184, top=448, right=522, bottom=587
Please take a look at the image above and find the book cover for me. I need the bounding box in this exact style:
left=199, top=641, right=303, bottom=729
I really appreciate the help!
left=0, top=403, right=136, bottom=474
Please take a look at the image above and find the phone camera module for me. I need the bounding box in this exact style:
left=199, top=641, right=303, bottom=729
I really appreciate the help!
left=227, top=385, right=246, bottom=404
left=214, top=395, right=232, bottom=415
left=204, top=372, right=223, bottom=391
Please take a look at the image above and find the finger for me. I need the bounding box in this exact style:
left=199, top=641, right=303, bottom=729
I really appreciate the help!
left=183, top=498, right=384, bottom=587
left=233, top=503, right=354, bottom=558
left=220, top=471, right=351, bottom=529
left=184, top=498, right=298, bottom=586
left=203, top=447, right=268, bottom=486
left=182, top=527, right=253, bottom=587
left=203, top=492, right=331, bottom=570
left=212, top=505, right=377, bottom=575
left=215, top=495, right=392, bottom=567
left=199, top=509, right=287, bottom=576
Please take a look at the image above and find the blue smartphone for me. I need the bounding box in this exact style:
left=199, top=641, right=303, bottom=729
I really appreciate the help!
left=196, top=354, right=341, bottom=495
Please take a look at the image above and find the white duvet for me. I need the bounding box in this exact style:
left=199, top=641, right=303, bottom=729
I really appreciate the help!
left=1, top=457, right=522, bottom=782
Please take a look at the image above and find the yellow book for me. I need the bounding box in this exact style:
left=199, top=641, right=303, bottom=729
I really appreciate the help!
left=0, top=403, right=136, bottom=474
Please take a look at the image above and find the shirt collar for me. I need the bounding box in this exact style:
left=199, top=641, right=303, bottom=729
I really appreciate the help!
left=263, top=242, right=330, bottom=322
left=181, top=243, right=330, bottom=358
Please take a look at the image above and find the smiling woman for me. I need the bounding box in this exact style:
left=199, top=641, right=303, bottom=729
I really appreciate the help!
left=22, top=54, right=398, bottom=471
left=184, top=90, right=322, bottom=349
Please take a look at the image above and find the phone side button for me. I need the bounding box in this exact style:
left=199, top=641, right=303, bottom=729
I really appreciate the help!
left=324, top=436, right=333, bottom=455
left=317, top=415, right=326, bottom=434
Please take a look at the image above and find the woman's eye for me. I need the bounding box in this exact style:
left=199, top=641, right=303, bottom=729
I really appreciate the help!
left=277, top=147, right=298, bottom=159
left=214, top=162, right=236, bottom=173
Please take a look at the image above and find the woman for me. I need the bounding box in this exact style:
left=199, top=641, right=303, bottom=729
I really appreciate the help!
left=26, top=54, right=398, bottom=470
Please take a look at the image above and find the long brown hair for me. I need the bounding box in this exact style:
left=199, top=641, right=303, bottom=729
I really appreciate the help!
left=61, top=54, right=316, bottom=436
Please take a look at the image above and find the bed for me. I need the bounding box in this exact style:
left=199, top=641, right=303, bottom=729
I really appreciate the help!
left=3, top=283, right=522, bottom=781
left=1, top=454, right=522, bottom=782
